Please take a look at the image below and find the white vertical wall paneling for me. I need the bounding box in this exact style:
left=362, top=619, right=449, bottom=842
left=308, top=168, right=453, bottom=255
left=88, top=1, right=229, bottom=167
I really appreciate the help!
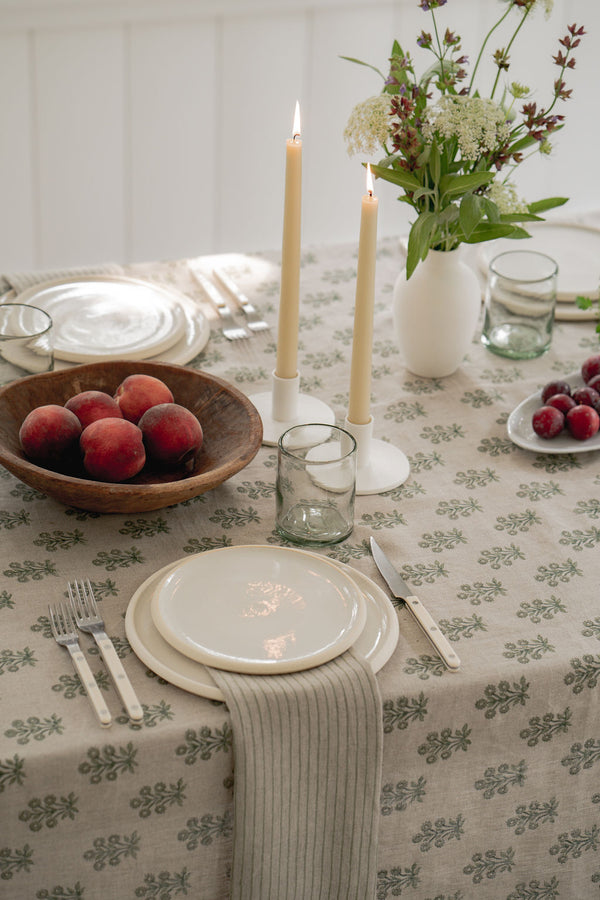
left=307, top=4, right=397, bottom=246
left=219, top=12, right=307, bottom=253
left=0, top=1, right=597, bottom=272
left=0, top=33, right=35, bottom=270
left=129, top=21, right=218, bottom=262
left=34, top=27, right=126, bottom=268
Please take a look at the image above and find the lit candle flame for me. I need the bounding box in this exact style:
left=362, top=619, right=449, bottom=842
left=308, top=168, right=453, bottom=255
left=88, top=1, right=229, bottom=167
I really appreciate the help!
left=366, top=163, right=374, bottom=197
left=292, top=101, right=301, bottom=141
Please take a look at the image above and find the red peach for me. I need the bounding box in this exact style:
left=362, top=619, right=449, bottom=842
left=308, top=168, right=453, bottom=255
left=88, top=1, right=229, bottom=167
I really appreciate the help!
left=80, top=418, right=146, bottom=482
left=65, top=390, right=123, bottom=428
left=581, top=354, right=600, bottom=385
left=19, top=405, right=82, bottom=462
left=139, top=402, right=203, bottom=469
left=114, top=374, right=174, bottom=424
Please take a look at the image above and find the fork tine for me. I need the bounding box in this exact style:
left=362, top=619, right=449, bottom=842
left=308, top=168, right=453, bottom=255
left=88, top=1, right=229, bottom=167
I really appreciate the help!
left=81, top=579, right=97, bottom=615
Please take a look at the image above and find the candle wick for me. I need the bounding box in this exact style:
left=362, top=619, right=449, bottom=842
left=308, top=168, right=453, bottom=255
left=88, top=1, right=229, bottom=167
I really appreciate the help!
left=293, top=132, right=301, bottom=143
left=368, top=189, right=373, bottom=198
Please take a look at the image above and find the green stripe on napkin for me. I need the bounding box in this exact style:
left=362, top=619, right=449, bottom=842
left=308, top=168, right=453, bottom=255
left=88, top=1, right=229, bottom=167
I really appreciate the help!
left=209, top=649, right=383, bottom=900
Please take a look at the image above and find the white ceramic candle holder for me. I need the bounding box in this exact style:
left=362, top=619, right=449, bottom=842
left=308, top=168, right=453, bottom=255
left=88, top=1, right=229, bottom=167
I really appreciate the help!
left=248, top=370, right=336, bottom=447
left=343, top=415, right=410, bottom=495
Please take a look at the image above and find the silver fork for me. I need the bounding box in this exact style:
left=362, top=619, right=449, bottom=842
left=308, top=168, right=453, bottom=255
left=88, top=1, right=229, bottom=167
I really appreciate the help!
left=49, top=600, right=112, bottom=727
left=191, top=270, right=251, bottom=341
left=213, top=268, right=270, bottom=333
left=68, top=580, right=144, bottom=722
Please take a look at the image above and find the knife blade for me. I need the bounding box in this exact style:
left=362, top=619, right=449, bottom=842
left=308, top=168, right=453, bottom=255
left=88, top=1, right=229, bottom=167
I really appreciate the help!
left=370, top=537, right=460, bottom=671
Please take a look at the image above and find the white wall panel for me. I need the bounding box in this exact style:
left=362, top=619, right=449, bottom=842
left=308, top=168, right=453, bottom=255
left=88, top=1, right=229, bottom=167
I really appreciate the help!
left=0, top=33, right=35, bottom=271
left=129, top=20, right=218, bottom=262
left=307, top=4, right=397, bottom=245
left=34, top=27, right=125, bottom=268
left=0, top=0, right=597, bottom=271
left=219, top=11, right=307, bottom=253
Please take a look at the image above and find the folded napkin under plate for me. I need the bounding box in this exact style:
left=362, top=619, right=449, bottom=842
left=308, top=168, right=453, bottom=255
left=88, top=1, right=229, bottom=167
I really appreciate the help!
left=125, top=546, right=395, bottom=900
left=210, top=650, right=382, bottom=900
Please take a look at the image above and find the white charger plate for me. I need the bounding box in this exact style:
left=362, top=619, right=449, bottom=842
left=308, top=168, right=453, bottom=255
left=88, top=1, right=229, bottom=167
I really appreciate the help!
left=150, top=546, right=367, bottom=674
left=507, top=372, right=600, bottom=454
left=478, top=221, right=600, bottom=303
left=125, top=552, right=399, bottom=700
left=17, top=275, right=190, bottom=363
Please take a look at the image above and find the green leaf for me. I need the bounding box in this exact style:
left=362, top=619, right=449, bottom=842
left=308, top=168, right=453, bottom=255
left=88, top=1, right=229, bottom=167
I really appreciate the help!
left=498, top=212, right=544, bottom=223
left=480, top=197, right=500, bottom=224
left=439, top=171, right=494, bottom=201
left=429, top=141, right=441, bottom=186
left=406, top=211, right=437, bottom=278
left=459, top=193, right=483, bottom=239
left=370, top=163, right=421, bottom=193
left=461, top=223, right=529, bottom=244
left=576, top=295, right=594, bottom=310
left=527, top=197, right=568, bottom=214
left=339, top=55, right=385, bottom=80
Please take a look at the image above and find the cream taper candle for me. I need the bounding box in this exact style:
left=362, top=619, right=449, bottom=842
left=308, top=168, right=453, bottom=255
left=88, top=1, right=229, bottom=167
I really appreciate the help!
left=347, top=164, right=378, bottom=425
left=275, top=101, right=302, bottom=380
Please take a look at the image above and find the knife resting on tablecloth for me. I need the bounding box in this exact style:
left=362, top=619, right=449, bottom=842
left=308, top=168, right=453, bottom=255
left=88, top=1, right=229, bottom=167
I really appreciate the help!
left=370, top=537, right=460, bottom=671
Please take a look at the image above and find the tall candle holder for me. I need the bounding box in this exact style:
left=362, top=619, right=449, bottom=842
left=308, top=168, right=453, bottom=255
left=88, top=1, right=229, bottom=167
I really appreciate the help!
left=343, top=414, right=409, bottom=495
left=343, top=164, right=409, bottom=493
left=249, top=372, right=335, bottom=447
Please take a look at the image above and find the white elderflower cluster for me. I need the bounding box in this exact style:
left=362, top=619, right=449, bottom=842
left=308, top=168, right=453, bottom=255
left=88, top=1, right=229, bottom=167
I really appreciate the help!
left=486, top=180, right=528, bottom=214
left=344, top=95, right=391, bottom=157
left=422, top=95, right=511, bottom=161
left=536, top=0, right=554, bottom=18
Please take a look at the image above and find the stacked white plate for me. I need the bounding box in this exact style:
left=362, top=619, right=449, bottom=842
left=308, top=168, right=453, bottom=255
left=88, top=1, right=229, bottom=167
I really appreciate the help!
left=125, top=545, right=399, bottom=701
left=14, top=275, right=210, bottom=371
left=478, top=222, right=600, bottom=322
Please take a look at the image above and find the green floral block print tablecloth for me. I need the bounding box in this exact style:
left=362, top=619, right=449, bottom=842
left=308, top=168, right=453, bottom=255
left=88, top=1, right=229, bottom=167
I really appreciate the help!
left=1, top=231, right=600, bottom=900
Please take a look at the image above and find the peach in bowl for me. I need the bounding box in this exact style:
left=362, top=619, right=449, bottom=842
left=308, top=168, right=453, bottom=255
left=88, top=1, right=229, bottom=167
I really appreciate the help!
left=0, top=360, right=262, bottom=513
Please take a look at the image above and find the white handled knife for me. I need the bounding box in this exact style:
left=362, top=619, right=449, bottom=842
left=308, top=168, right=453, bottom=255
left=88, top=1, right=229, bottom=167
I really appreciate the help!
left=370, top=537, right=460, bottom=671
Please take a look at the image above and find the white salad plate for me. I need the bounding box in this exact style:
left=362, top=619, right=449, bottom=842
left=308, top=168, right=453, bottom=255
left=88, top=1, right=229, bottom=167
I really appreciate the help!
left=479, top=222, right=600, bottom=304
left=507, top=372, right=600, bottom=454
left=16, top=275, right=207, bottom=364
left=125, top=551, right=399, bottom=699
left=150, top=546, right=367, bottom=674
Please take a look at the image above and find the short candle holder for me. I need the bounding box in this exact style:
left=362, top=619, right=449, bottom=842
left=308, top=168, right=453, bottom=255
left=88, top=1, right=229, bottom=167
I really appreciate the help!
left=343, top=415, right=410, bottom=495
left=248, top=369, right=336, bottom=447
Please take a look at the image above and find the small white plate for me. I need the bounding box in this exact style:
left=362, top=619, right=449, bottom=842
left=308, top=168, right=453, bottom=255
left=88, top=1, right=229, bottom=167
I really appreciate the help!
left=125, top=553, right=398, bottom=699
left=507, top=372, right=600, bottom=454
left=17, top=275, right=189, bottom=363
left=478, top=222, right=600, bottom=303
left=150, top=546, right=367, bottom=674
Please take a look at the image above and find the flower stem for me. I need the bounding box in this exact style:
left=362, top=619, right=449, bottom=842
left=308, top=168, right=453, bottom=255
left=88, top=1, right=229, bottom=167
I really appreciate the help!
left=469, top=3, right=513, bottom=92
left=490, top=7, right=531, bottom=99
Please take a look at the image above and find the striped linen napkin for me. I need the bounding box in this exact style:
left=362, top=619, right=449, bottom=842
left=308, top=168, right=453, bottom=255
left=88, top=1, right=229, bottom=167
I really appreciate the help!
left=209, top=648, right=383, bottom=900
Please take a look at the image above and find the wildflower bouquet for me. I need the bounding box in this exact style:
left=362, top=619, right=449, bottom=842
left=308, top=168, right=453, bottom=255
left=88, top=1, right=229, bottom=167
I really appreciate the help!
left=343, top=0, right=585, bottom=278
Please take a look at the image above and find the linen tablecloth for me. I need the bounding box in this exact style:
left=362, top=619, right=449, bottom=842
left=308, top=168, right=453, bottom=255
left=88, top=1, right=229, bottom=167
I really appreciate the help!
left=1, top=231, right=600, bottom=898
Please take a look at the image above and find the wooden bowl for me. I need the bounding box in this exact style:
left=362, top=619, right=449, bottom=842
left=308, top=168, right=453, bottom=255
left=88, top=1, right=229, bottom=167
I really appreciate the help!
left=0, top=360, right=263, bottom=513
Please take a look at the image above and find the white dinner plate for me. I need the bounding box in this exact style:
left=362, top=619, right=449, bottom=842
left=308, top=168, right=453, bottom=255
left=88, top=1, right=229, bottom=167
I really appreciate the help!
left=507, top=372, right=600, bottom=454
left=478, top=222, right=600, bottom=303
left=17, top=275, right=190, bottom=363
left=150, top=546, right=367, bottom=674
left=553, top=303, right=599, bottom=323
left=125, top=552, right=399, bottom=700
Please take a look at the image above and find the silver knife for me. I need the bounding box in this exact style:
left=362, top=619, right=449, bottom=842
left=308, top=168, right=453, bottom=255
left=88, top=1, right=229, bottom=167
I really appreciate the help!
left=370, top=537, right=460, bottom=671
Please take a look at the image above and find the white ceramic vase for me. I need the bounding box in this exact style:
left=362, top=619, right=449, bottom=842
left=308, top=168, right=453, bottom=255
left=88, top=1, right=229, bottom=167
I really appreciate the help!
left=392, top=248, right=481, bottom=378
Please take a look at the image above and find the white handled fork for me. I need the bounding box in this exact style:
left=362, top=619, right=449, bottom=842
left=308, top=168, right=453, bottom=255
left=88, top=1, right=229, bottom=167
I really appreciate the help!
left=68, top=580, right=144, bottom=722
left=49, top=600, right=112, bottom=727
